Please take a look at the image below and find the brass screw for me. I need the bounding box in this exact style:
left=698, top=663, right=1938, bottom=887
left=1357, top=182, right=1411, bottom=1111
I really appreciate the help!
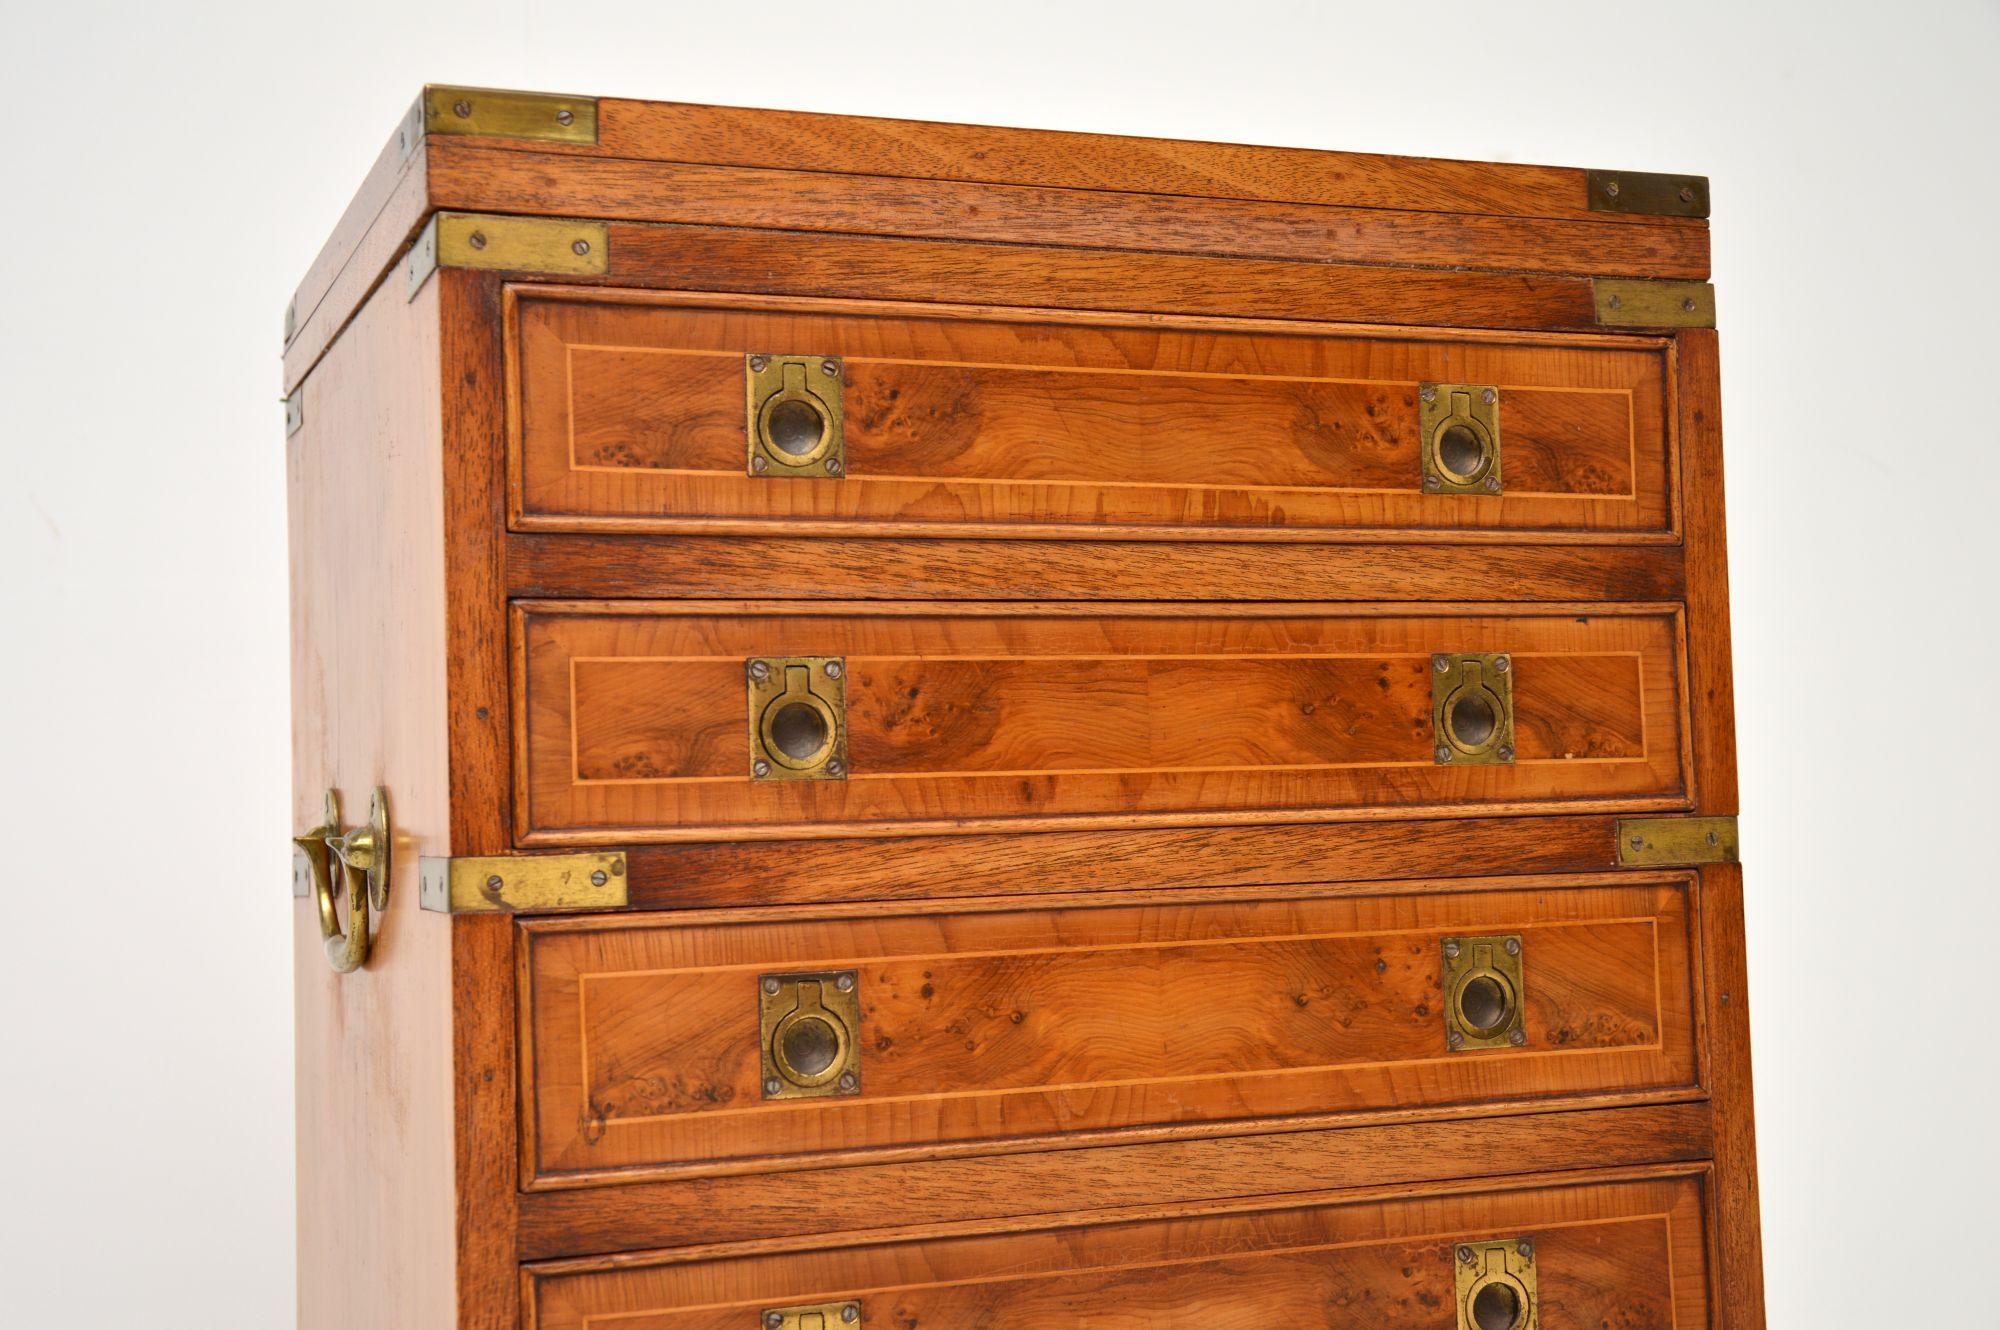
left=1480, top=387, right=1498, bottom=405
left=1497, top=745, right=1515, bottom=763
left=1682, top=296, right=1697, bottom=312
left=1442, top=939, right=1461, bottom=959
left=835, top=973, right=855, bottom=992
left=1517, top=1240, right=1534, bottom=1259
left=825, top=758, right=846, bottom=777
left=763, top=977, right=781, bottom=994
left=1483, top=475, right=1501, bottom=493
left=1433, top=654, right=1451, bottom=673
left=749, top=660, right=771, bottom=681
left=590, top=870, right=608, bottom=887
left=824, top=661, right=844, bottom=679
left=825, top=458, right=844, bottom=476
left=838, top=1071, right=859, bottom=1092
left=1446, top=1031, right=1464, bottom=1050
left=764, top=1077, right=783, bottom=1096
left=453, top=99, right=472, bottom=118
left=821, top=360, right=841, bottom=378
left=572, top=239, right=591, bottom=256
left=1679, top=185, right=1696, bottom=203
left=1493, top=655, right=1510, bottom=672
left=485, top=874, right=503, bottom=891
left=1608, top=294, right=1623, bottom=310
left=468, top=231, right=487, bottom=250
left=748, top=354, right=769, bottom=371
left=1604, top=180, right=1621, bottom=198
left=1436, top=745, right=1454, bottom=763
left=1419, top=384, right=1438, bottom=403
left=1508, top=1028, right=1528, bottom=1046
left=766, top=1312, right=784, bottom=1329
left=1422, top=475, right=1443, bottom=493
left=556, top=108, right=575, bottom=126
left=1458, top=1244, right=1476, bottom=1264
left=751, top=455, right=769, bottom=473
left=841, top=1307, right=859, bottom=1325
left=1631, top=835, right=1646, bottom=850
left=753, top=759, right=771, bottom=778
left=1707, top=830, right=1721, bottom=845
left=1503, top=937, right=1521, bottom=956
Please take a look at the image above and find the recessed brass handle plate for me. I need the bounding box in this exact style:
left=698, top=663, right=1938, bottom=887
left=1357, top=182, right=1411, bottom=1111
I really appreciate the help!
left=747, top=354, right=846, bottom=477
left=760, top=1301, right=862, bottom=1330
left=1433, top=653, right=1515, bottom=765
left=292, top=787, right=391, bottom=975
left=759, top=971, right=862, bottom=1100
left=748, top=656, right=848, bottom=780
left=1455, top=1238, right=1539, bottom=1330
left=1420, top=383, right=1502, bottom=495
left=1443, top=935, right=1527, bottom=1052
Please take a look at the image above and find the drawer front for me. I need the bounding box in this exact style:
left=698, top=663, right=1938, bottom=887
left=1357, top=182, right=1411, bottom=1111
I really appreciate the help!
left=511, top=291, right=1674, bottom=539
left=521, top=876, right=1699, bottom=1182
left=529, top=1171, right=1709, bottom=1328
left=516, top=604, right=1688, bottom=841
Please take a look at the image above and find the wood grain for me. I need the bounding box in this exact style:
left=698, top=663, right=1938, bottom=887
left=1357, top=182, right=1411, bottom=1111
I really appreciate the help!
left=512, top=289, right=1673, bottom=538
left=289, top=256, right=455, bottom=1330
left=433, top=140, right=1709, bottom=279
left=520, top=875, right=1698, bottom=1185
left=527, top=1167, right=1709, bottom=1329
left=516, top=602, right=1689, bottom=842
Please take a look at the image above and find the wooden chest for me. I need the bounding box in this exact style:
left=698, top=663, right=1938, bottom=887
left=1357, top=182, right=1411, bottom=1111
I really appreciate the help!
left=286, top=86, right=1762, bottom=1329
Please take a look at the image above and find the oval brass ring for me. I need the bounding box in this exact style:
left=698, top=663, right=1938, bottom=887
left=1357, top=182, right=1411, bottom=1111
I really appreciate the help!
left=1450, top=964, right=1519, bottom=1040
left=769, top=987, right=851, bottom=1089
left=1429, top=414, right=1496, bottom=486
left=759, top=689, right=839, bottom=771
left=1464, top=1269, right=1533, bottom=1330
left=1440, top=679, right=1507, bottom=760
left=756, top=388, right=834, bottom=465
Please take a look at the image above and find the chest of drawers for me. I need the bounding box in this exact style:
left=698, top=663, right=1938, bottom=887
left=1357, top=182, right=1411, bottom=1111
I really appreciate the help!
left=287, top=85, right=1761, bottom=1329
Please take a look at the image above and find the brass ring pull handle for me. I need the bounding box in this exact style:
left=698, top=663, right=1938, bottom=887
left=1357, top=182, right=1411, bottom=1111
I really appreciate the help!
left=1454, top=1238, right=1538, bottom=1330
left=293, top=788, right=391, bottom=974
left=759, top=970, right=862, bottom=1099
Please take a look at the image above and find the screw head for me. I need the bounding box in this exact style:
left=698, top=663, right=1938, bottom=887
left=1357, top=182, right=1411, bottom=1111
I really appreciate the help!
left=1421, top=474, right=1443, bottom=493
left=838, top=1071, right=859, bottom=1092
left=766, top=1311, right=784, bottom=1329
left=1458, top=1244, right=1476, bottom=1263
left=572, top=239, right=591, bottom=256
left=751, top=454, right=769, bottom=473
left=1419, top=384, right=1438, bottom=403
left=1497, top=745, right=1515, bottom=763
left=1680, top=185, right=1695, bottom=202
left=556, top=108, right=575, bottom=126
left=1446, top=1031, right=1464, bottom=1050
left=1631, top=835, right=1646, bottom=850
left=467, top=231, right=487, bottom=250
left=1433, top=653, right=1452, bottom=673
left=1605, top=180, right=1621, bottom=198
left=1517, top=1240, right=1534, bottom=1259
left=753, top=759, right=771, bottom=778
left=821, top=359, right=841, bottom=378
left=452, top=99, right=472, bottom=118
left=1707, top=830, right=1721, bottom=845
left=825, top=758, right=846, bottom=777
left=485, top=874, right=503, bottom=891
left=1482, top=475, right=1502, bottom=493
left=763, top=1077, right=783, bottom=1096
left=1503, top=937, right=1521, bottom=956
left=1442, top=939, right=1461, bottom=959
left=1493, top=655, right=1510, bottom=673
left=1608, top=294, right=1623, bottom=310
left=841, top=1306, right=859, bottom=1325
left=748, top=354, right=769, bottom=371
left=762, top=976, right=781, bottom=994
left=749, top=659, right=770, bottom=681
left=835, top=973, right=855, bottom=992
left=1480, top=387, right=1498, bottom=406
left=1682, top=296, right=1698, bottom=313
left=1436, top=745, right=1454, bottom=763
left=1508, top=1028, right=1528, bottom=1046
left=824, top=458, right=844, bottom=476
left=824, top=660, right=843, bottom=679
left=590, top=870, right=608, bottom=887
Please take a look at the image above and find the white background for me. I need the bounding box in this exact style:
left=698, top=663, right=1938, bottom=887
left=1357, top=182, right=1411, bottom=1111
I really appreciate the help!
left=3, top=1, right=1995, bottom=1324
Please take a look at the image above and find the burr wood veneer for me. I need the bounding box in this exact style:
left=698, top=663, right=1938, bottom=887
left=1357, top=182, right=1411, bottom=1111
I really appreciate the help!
left=287, top=85, right=1761, bottom=1330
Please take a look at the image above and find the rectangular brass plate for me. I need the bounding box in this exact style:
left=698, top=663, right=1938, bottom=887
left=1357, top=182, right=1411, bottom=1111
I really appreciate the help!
left=1418, top=383, right=1502, bottom=495
left=1432, top=653, right=1514, bottom=764
left=748, top=656, right=848, bottom=780
left=1586, top=168, right=1711, bottom=218
left=406, top=213, right=609, bottom=297
left=1442, top=935, right=1527, bottom=1052
left=421, top=84, right=598, bottom=144
left=759, top=972, right=862, bottom=1100
left=761, top=1302, right=861, bottom=1330
left=1455, top=1238, right=1539, bottom=1329
left=747, top=354, right=846, bottom=478
left=416, top=852, right=628, bottom=913
left=1594, top=278, right=1717, bottom=328
left=1617, top=815, right=1740, bottom=866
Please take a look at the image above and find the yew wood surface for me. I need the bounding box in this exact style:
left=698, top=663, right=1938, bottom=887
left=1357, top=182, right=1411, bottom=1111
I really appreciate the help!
left=435, top=141, right=1709, bottom=281
left=516, top=602, right=1689, bottom=842
left=527, top=1168, right=1709, bottom=1329
left=512, top=290, right=1673, bottom=539
left=520, top=875, right=1698, bottom=1185
left=289, top=266, right=456, bottom=1330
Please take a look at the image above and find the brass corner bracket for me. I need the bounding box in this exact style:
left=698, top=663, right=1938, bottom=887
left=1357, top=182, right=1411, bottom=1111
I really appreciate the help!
left=420, top=85, right=598, bottom=145
left=1594, top=278, right=1716, bottom=328
left=406, top=212, right=609, bottom=297
left=417, top=852, right=628, bottom=913
left=1586, top=168, right=1710, bottom=218
left=1617, top=815, right=1740, bottom=866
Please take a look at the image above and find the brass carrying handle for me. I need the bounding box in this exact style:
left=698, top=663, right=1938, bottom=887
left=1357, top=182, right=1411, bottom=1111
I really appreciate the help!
left=293, top=788, right=391, bottom=974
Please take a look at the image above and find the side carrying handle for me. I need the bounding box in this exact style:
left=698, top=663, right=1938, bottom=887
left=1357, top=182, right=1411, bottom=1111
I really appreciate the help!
left=293, top=788, right=392, bottom=974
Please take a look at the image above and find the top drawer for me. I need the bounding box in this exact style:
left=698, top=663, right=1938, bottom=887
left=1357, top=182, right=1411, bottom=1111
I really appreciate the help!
left=509, top=291, right=1675, bottom=540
